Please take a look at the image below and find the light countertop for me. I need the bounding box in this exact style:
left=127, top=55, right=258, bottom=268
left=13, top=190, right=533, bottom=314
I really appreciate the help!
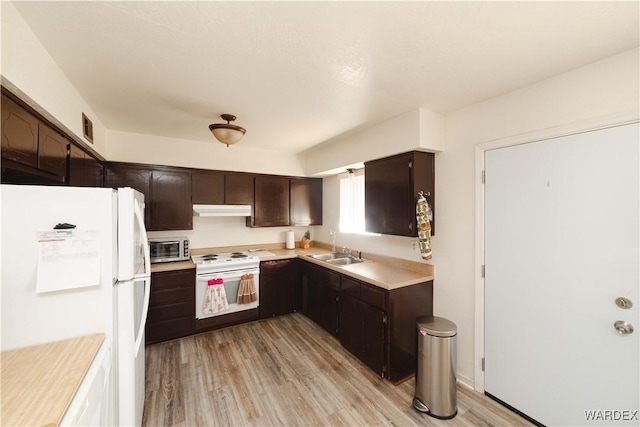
left=1, top=333, right=105, bottom=427
left=155, top=245, right=434, bottom=291
left=262, top=248, right=433, bottom=290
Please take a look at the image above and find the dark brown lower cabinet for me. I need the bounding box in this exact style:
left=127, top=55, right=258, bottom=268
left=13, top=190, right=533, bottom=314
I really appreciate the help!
left=146, top=268, right=196, bottom=345
left=339, top=291, right=385, bottom=376
left=386, top=279, right=433, bottom=382
left=301, top=260, right=433, bottom=382
left=301, top=262, right=339, bottom=336
left=259, top=259, right=300, bottom=318
left=195, top=309, right=259, bottom=332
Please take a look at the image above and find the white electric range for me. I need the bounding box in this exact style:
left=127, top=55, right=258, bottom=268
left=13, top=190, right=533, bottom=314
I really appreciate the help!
left=192, top=252, right=261, bottom=319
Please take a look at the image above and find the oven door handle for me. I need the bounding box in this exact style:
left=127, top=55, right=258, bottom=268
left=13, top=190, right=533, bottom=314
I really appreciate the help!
left=196, top=269, right=259, bottom=280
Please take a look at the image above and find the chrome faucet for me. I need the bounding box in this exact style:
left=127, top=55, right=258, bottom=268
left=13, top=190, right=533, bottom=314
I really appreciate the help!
left=330, top=229, right=336, bottom=252
left=343, top=246, right=351, bottom=256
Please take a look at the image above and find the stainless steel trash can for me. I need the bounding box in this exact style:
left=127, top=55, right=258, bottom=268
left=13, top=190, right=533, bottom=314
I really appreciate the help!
left=413, top=316, right=457, bottom=419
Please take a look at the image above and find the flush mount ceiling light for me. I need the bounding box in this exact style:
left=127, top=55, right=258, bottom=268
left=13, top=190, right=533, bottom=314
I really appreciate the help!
left=208, top=114, right=246, bottom=147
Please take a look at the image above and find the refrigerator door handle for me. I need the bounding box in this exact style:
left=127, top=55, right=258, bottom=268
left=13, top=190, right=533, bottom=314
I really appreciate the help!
left=133, top=201, right=151, bottom=279
left=133, top=277, right=151, bottom=357
left=133, top=198, right=151, bottom=357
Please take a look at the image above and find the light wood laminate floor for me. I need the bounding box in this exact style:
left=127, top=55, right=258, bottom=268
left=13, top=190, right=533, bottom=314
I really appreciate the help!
left=143, top=313, right=533, bottom=426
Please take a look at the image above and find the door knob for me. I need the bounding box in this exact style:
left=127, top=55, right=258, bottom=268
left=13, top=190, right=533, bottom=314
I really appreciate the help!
left=614, top=320, right=634, bottom=335
left=615, top=297, right=633, bottom=309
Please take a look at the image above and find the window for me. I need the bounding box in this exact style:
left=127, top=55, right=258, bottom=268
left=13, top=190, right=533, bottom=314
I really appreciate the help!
left=339, top=168, right=365, bottom=234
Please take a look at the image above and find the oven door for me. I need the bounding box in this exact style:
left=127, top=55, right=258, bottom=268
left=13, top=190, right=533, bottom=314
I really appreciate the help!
left=195, top=267, right=260, bottom=319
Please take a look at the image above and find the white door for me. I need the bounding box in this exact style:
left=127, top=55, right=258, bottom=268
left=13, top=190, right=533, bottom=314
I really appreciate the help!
left=484, top=123, right=639, bottom=426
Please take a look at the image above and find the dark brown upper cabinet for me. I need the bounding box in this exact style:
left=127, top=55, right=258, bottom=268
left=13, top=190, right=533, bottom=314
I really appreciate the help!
left=290, top=177, right=323, bottom=226
left=365, top=151, right=435, bottom=237
left=191, top=170, right=225, bottom=204
left=226, top=172, right=254, bottom=205
left=37, top=122, right=68, bottom=180
left=251, top=175, right=290, bottom=227
left=1, top=93, right=67, bottom=184
left=105, top=163, right=192, bottom=231
left=1, top=93, right=39, bottom=168
left=68, top=143, right=103, bottom=187
left=150, top=169, right=192, bottom=231
left=104, top=163, right=153, bottom=226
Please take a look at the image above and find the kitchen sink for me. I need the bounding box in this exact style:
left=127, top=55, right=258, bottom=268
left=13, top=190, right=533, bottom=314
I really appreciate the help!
left=308, top=253, right=365, bottom=266
left=325, top=257, right=365, bottom=266
left=308, top=252, right=350, bottom=261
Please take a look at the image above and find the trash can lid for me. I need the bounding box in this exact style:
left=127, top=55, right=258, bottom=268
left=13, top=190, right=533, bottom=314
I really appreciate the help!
left=417, top=316, right=457, bottom=337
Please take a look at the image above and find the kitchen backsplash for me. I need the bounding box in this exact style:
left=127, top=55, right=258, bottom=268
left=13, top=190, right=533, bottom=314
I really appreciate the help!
left=147, top=216, right=319, bottom=250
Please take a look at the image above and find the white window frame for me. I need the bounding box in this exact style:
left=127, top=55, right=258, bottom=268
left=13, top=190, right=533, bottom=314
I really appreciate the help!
left=338, top=168, right=366, bottom=234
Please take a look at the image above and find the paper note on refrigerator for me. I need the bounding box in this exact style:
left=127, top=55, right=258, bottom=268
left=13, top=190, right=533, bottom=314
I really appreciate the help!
left=36, top=230, right=101, bottom=293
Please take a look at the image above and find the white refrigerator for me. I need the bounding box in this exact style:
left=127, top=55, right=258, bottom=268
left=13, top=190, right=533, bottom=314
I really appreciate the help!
left=0, top=184, right=151, bottom=427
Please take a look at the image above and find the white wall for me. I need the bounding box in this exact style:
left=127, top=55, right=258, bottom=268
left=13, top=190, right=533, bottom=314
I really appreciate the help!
left=299, top=108, right=445, bottom=176
left=0, top=2, right=107, bottom=156
left=107, top=130, right=305, bottom=177
left=148, top=219, right=319, bottom=251
left=438, top=48, right=639, bottom=386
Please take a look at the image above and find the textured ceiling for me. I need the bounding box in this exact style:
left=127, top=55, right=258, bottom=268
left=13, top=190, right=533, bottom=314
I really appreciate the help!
left=10, top=1, right=640, bottom=153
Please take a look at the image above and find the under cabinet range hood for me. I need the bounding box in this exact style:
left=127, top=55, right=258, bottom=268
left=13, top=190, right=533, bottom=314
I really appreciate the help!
left=193, top=204, right=251, bottom=217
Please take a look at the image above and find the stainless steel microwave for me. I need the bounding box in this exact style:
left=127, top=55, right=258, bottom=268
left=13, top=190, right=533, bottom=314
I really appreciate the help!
left=148, top=236, right=190, bottom=263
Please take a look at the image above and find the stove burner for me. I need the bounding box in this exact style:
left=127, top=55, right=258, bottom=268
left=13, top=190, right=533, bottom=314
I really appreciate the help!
left=202, top=254, right=218, bottom=258
left=231, top=254, right=248, bottom=259
left=231, top=252, right=245, bottom=255
left=201, top=255, right=218, bottom=261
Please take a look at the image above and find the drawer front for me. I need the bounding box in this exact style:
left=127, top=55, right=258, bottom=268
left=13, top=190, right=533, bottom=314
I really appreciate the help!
left=360, top=282, right=386, bottom=310
left=341, top=276, right=360, bottom=298
left=148, top=301, right=194, bottom=324
left=260, top=259, right=297, bottom=276
left=318, top=268, right=341, bottom=290
left=151, top=269, right=195, bottom=292
left=302, top=261, right=340, bottom=290
left=150, top=288, right=193, bottom=306
left=146, top=317, right=194, bottom=344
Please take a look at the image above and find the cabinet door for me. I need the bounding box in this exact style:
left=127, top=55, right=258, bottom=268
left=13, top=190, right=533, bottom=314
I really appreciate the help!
left=37, top=122, right=68, bottom=180
left=365, top=152, right=412, bottom=236
left=339, top=292, right=385, bottom=376
left=253, top=175, right=290, bottom=227
left=68, top=144, right=86, bottom=186
left=192, top=171, right=225, bottom=204
left=151, top=170, right=192, bottom=231
left=104, top=164, right=152, bottom=225
left=70, top=144, right=103, bottom=187
left=302, top=270, right=321, bottom=324
left=290, top=178, right=323, bottom=226
left=1, top=93, right=39, bottom=168
left=317, top=283, right=339, bottom=336
left=365, top=151, right=435, bottom=237
left=225, top=172, right=254, bottom=205
left=260, top=259, right=299, bottom=318
left=338, top=291, right=361, bottom=356
left=85, top=156, right=104, bottom=187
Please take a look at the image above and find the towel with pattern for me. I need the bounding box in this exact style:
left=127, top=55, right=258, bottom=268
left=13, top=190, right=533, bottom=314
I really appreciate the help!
left=416, top=192, right=432, bottom=260
left=203, top=278, right=229, bottom=314
left=237, top=273, right=258, bottom=304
